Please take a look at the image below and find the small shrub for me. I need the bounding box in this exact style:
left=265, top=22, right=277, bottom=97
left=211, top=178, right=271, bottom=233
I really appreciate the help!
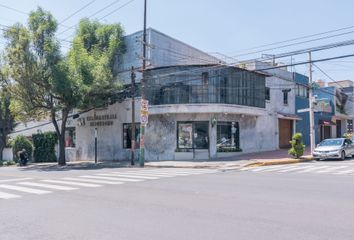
left=4, top=160, right=15, bottom=166
left=12, top=135, right=33, bottom=163
left=217, top=147, right=242, bottom=152
left=288, top=133, right=305, bottom=159
left=32, top=132, right=58, bottom=162
left=343, top=132, right=353, bottom=140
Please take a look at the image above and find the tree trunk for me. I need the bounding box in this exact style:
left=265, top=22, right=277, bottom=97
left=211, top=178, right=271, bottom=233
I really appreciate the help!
left=0, top=145, right=4, bottom=161
left=58, top=133, right=66, bottom=166
left=0, top=134, right=5, bottom=161
left=51, top=108, right=69, bottom=166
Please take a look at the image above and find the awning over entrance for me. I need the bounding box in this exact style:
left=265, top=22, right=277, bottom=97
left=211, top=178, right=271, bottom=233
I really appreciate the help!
left=277, top=112, right=302, bottom=121
left=318, top=120, right=336, bottom=126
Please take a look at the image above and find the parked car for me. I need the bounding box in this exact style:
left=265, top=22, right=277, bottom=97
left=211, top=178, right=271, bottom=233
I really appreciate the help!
left=312, top=138, right=354, bottom=160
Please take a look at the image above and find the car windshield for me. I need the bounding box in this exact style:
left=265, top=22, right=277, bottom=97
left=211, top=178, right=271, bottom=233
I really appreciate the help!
left=319, top=139, right=343, bottom=146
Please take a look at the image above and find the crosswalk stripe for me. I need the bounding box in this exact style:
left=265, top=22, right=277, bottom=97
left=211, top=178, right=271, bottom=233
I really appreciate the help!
left=0, top=178, right=33, bottom=183
left=333, top=169, right=354, bottom=175
left=125, top=170, right=188, bottom=175
left=278, top=165, right=314, bottom=173
left=316, top=166, right=349, bottom=173
left=297, top=166, right=330, bottom=173
left=128, top=169, right=216, bottom=174
left=160, top=170, right=217, bottom=174
left=98, top=173, right=159, bottom=180
left=80, top=175, right=142, bottom=182
left=125, top=170, right=213, bottom=175
left=0, top=191, right=20, bottom=199
left=255, top=165, right=302, bottom=172
left=146, top=169, right=216, bottom=174
left=251, top=165, right=292, bottom=172
left=63, top=177, right=123, bottom=185
left=0, top=184, right=51, bottom=194
left=19, top=182, right=78, bottom=191
left=42, top=180, right=101, bottom=188
left=115, top=172, right=176, bottom=177
left=239, top=167, right=255, bottom=171
left=144, top=168, right=213, bottom=172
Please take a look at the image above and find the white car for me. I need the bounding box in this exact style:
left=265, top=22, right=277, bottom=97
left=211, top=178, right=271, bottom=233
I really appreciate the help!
left=312, top=138, right=354, bottom=160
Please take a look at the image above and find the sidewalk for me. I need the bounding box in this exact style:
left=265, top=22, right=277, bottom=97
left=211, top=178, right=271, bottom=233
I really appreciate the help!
left=14, top=149, right=313, bottom=171
left=145, top=149, right=314, bottom=169
left=18, top=160, right=132, bottom=172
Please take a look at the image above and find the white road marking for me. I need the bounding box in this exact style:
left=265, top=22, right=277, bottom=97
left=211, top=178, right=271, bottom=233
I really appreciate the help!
left=98, top=173, right=159, bottom=180
left=126, top=170, right=189, bottom=175
left=278, top=165, right=314, bottom=173
left=119, top=172, right=177, bottom=177
left=42, top=180, right=101, bottom=187
left=80, top=175, right=142, bottom=182
left=256, top=165, right=303, bottom=172
left=333, top=169, right=354, bottom=175
left=0, top=178, right=33, bottom=183
left=63, top=177, right=123, bottom=185
left=316, top=166, right=349, bottom=173
left=19, top=182, right=78, bottom=191
left=296, top=166, right=330, bottom=173
left=0, top=191, right=20, bottom=199
left=250, top=165, right=293, bottom=172
left=0, top=184, right=51, bottom=194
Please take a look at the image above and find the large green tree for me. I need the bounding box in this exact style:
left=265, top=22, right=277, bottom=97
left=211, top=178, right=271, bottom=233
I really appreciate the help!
left=67, top=18, right=125, bottom=109
left=0, top=86, right=15, bottom=161
left=3, top=7, right=78, bottom=165
left=3, top=8, right=125, bottom=165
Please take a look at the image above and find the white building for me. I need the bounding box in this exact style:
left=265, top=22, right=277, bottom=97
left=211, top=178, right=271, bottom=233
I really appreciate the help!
left=7, top=29, right=300, bottom=162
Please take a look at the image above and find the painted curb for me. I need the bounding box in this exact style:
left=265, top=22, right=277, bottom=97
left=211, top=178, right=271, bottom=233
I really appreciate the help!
left=244, top=157, right=314, bottom=168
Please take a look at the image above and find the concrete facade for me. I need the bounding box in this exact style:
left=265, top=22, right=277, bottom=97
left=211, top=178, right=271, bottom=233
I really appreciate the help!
left=5, top=30, right=306, bottom=162
left=240, top=61, right=299, bottom=148
left=294, top=73, right=310, bottom=146
left=116, top=28, right=221, bottom=84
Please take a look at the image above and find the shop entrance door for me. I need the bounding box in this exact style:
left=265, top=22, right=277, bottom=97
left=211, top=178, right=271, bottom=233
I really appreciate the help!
left=279, top=119, right=293, bottom=148
left=336, top=120, right=342, bottom=138
left=320, top=125, right=331, bottom=141
left=193, top=122, right=209, bottom=159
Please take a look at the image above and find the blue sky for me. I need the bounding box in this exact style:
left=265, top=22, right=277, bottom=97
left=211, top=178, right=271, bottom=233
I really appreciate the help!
left=1, top=0, right=354, bottom=81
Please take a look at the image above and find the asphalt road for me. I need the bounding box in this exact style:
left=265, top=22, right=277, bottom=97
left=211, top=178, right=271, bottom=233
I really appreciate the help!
left=1, top=163, right=354, bottom=240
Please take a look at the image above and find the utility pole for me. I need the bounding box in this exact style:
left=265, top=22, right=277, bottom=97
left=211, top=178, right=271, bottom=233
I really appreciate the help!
left=308, top=52, right=316, bottom=154
left=139, top=0, right=147, bottom=167
left=94, top=127, right=98, bottom=164
left=131, top=66, right=136, bottom=166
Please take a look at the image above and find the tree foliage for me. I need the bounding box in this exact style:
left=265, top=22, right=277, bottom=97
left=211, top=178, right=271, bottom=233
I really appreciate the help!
left=3, top=7, right=78, bottom=165
left=0, top=86, right=15, bottom=160
left=32, top=132, right=58, bottom=162
left=67, top=18, right=125, bottom=108
left=12, top=135, right=33, bottom=162
left=3, top=9, right=126, bottom=165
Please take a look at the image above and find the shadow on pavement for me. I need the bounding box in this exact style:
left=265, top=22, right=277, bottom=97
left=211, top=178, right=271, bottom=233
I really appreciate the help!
left=18, top=161, right=133, bottom=172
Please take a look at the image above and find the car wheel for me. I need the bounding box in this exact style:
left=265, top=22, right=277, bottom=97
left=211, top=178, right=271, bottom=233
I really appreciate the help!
left=340, top=151, right=346, bottom=160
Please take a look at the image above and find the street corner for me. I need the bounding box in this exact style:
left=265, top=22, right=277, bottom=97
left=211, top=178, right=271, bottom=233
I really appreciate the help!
left=243, top=157, right=314, bottom=168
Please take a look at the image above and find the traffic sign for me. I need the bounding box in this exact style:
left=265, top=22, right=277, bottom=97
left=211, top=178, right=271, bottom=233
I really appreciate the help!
left=297, top=108, right=310, bottom=113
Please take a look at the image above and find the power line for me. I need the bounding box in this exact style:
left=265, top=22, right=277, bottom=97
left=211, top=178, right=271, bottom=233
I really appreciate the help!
left=58, top=0, right=97, bottom=25
left=97, top=0, right=135, bottom=21
left=58, top=0, right=123, bottom=36
left=233, top=25, right=354, bottom=54
left=0, top=3, right=27, bottom=15
left=234, top=30, right=354, bottom=58
left=58, top=0, right=136, bottom=43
